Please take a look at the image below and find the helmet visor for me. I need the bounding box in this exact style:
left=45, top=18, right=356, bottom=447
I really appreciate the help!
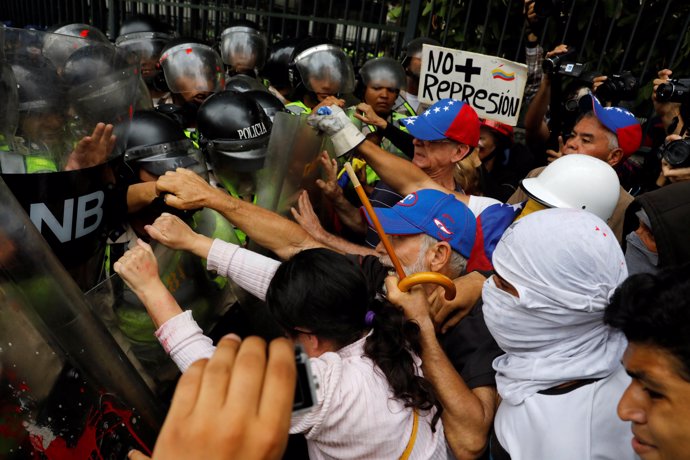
left=295, top=45, right=355, bottom=95
left=116, top=32, right=170, bottom=78
left=220, top=27, right=267, bottom=72
left=360, top=57, right=406, bottom=91
left=127, top=140, right=208, bottom=179
left=160, top=43, right=225, bottom=95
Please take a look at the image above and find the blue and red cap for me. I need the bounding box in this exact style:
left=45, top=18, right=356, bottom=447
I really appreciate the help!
left=579, top=93, right=642, bottom=157
left=401, top=98, right=480, bottom=147
left=363, top=189, right=477, bottom=257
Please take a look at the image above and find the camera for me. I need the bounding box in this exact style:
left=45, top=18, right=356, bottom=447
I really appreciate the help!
left=658, top=138, right=690, bottom=169
left=596, top=71, right=638, bottom=103
left=293, top=345, right=317, bottom=414
left=542, top=48, right=585, bottom=78
left=655, top=78, right=690, bottom=104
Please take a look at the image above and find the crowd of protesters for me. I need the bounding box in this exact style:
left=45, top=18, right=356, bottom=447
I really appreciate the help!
left=2, top=0, right=690, bottom=459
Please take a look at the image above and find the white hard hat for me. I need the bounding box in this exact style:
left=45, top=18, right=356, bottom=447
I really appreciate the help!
left=521, top=154, right=620, bottom=220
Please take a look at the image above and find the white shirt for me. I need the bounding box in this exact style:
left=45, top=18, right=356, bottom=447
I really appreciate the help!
left=467, top=195, right=501, bottom=216
left=154, top=240, right=451, bottom=459
left=494, top=366, right=636, bottom=460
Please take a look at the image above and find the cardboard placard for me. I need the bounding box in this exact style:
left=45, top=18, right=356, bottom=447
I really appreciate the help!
left=419, top=44, right=528, bottom=126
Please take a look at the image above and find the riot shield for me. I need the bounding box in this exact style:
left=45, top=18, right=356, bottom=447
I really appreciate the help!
left=85, top=207, right=240, bottom=395
left=0, top=177, right=161, bottom=457
left=1, top=28, right=140, bottom=291
left=254, top=112, right=330, bottom=216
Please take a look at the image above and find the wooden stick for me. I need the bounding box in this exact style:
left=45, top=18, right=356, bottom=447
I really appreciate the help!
left=344, top=162, right=406, bottom=280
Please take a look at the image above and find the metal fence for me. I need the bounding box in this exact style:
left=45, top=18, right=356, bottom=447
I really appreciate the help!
left=3, top=0, right=690, bottom=93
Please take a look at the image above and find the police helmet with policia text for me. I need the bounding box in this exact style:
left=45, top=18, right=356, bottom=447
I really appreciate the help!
left=219, top=20, right=267, bottom=76
left=197, top=91, right=272, bottom=173
left=123, top=110, right=208, bottom=180
left=287, top=37, right=355, bottom=100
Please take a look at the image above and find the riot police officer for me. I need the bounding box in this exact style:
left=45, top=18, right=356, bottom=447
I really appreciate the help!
left=157, top=38, right=225, bottom=129
left=116, top=14, right=174, bottom=105
left=284, top=38, right=355, bottom=115
left=219, top=20, right=267, bottom=78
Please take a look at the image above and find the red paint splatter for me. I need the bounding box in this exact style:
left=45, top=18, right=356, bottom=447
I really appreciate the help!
left=79, top=30, right=90, bottom=38
left=185, top=48, right=193, bottom=54
left=27, top=396, right=152, bottom=459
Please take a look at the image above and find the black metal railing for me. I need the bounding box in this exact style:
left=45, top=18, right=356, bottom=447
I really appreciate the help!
left=3, top=0, right=690, bottom=108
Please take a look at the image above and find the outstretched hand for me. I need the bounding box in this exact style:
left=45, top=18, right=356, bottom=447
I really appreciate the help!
left=156, top=168, right=216, bottom=210
left=315, top=151, right=343, bottom=201
left=353, top=103, right=388, bottom=130
left=128, top=335, right=296, bottom=460
left=65, top=123, right=116, bottom=171
left=146, top=212, right=210, bottom=257
left=113, top=239, right=162, bottom=298
left=290, top=190, right=327, bottom=241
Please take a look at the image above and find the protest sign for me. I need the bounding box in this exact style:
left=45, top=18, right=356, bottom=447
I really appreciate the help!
left=418, top=44, right=528, bottom=125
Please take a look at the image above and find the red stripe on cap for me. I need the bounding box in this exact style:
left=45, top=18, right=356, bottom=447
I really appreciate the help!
left=617, top=124, right=643, bottom=157
left=445, top=103, right=480, bottom=147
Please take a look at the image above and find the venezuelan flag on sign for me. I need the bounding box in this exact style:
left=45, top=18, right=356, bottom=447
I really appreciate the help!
left=491, top=67, right=516, bottom=81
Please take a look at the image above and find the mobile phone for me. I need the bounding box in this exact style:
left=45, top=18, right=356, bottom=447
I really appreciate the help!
left=293, top=345, right=317, bottom=414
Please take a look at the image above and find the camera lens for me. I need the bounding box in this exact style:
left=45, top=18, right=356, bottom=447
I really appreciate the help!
left=656, top=82, right=675, bottom=102
left=661, top=139, right=690, bottom=168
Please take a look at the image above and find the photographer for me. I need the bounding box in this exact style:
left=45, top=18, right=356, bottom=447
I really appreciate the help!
left=652, top=69, right=690, bottom=183
left=523, top=43, right=592, bottom=162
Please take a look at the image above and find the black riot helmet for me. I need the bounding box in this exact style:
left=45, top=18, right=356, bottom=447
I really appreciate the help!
left=197, top=91, right=272, bottom=173
left=219, top=20, right=267, bottom=76
left=287, top=37, right=355, bottom=101
left=159, top=38, right=225, bottom=98
left=116, top=15, right=173, bottom=88
left=118, top=15, right=171, bottom=37
left=62, top=44, right=139, bottom=125
left=43, top=23, right=110, bottom=70
left=225, top=73, right=268, bottom=93
left=401, top=37, right=440, bottom=75
left=49, top=23, right=109, bottom=42
left=261, top=37, right=300, bottom=92
left=10, top=55, right=64, bottom=114
left=124, top=110, right=208, bottom=179
left=244, top=89, right=286, bottom=122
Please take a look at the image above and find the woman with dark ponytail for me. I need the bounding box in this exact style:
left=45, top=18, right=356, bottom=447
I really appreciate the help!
left=266, top=249, right=445, bottom=459
left=116, top=236, right=449, bottom=459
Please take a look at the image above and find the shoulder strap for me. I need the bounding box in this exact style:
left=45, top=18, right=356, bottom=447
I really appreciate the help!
left=399, top=410, right=419, bottom=460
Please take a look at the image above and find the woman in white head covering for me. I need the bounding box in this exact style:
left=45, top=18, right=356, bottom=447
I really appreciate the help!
left=482, top=208, right=636, bottom=460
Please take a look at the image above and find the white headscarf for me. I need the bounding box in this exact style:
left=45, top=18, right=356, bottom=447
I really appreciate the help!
left=482, top=208, right=628, bottom=405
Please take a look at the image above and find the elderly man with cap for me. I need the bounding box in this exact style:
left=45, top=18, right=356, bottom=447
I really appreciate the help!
left=508, top=94, right=643, bottom=242
left=307, top=98, right=503, bottom=249
left=113, top=185, right=501, bottom=459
